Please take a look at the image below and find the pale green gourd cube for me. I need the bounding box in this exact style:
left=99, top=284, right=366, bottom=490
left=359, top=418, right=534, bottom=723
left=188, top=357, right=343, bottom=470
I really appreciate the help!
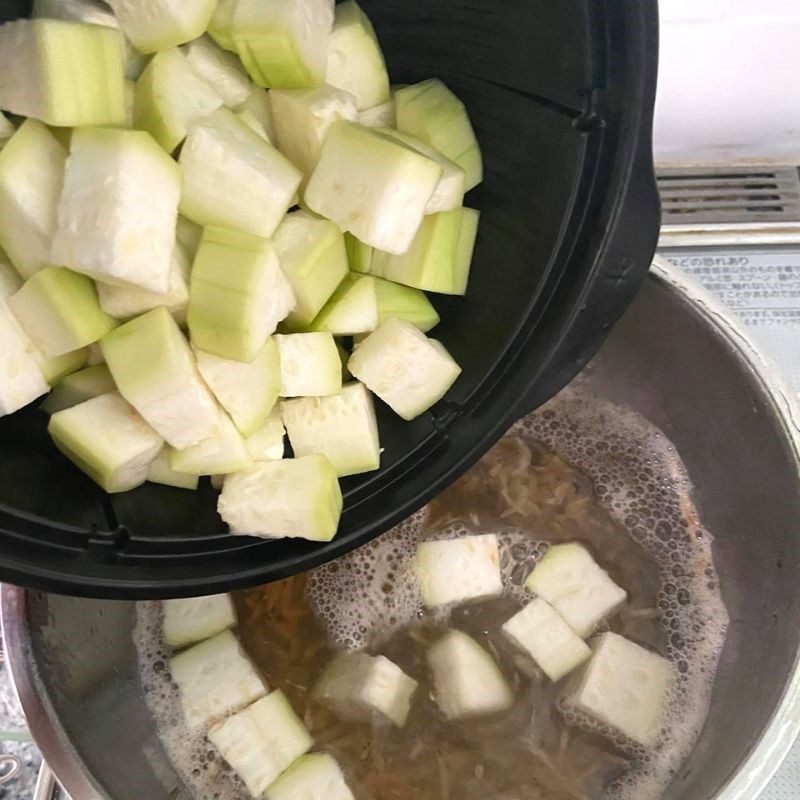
left=313, top=651, right=418, bottom=727
left=97, top=244, right=190, bottom=326
left=270, top=85, right=357, bottom=179
left=0, top=305, right=49, bottom=416
left=189, top=227, right=295, bottom=363
left=146, top=448, right=200, bottom=490
left=502, top=598, right=592, bottom=682
left=33, top=347, right=89, bottom=387
left=106, top=0, right=217, bottom=54
left=273, top=211, right=349, bottom=329
left=380, top=129, right=466, bottom=214
left=359, top=98, right=395, bottom=129
left=183, top=35, right=252, bottom=109
left=176, top=217, right=203, bottom=261
left=309, top=273, right=440, bottom=335
left=40, top=364, right=116, bottom=414
left=0, top=19, right=127, bottom=127
left=348, top=318, right=461, bottom=421
left=568, top=633, right=673, bottom=747
left=276, top=332, right=342, bottom=397
left=282, top=381, right=379, bottom=477
left=134, top=48, right=224, bottom=154
left=370, top=208, right=479, bottom=296
left=415, top=534, right=503, bottom=608
left=0, top=262, right=21, bottom=299
left=168, top=410, right=253, bottom=476
left=52, top=128, right=181, bottom=294
left=163, top=593, right=236, bottom=649
left=236, top=86, right=276, bottom=142
left=325, top=0, right=390, bottom=111
left=8, top=267, right=116, bottom=357
left=305, top=122, right=442, bottom=255
left=230, top=0, right=335, bottom=89
left=179, top=108, right=301, bottom=238
left=101, top=307, right=221, bottom=450
left=195, top=337, right=282, bottom=437
left=266, top=754, right=355, bottom=800
left=524, top=543, right=627, bottom=639
left=395, top=79, right=483, bottom=191
left=170, top=629, right=268, bottom=731
left=0, top=120, right=66, bottom=279
left=209, top=691, right=312, bottom=797
left=245, top=408, right=286, bottom=462
left=218, top=455, right=342, bottom=541
left=427, top=630, right=513, bottom=721
left=48, top=392, right=163, bottom=493
left=32, top=0, right=147, bottom=80
left=344, top=232, right=372, bottom=274
left=208, top=0, right=238, bottom=52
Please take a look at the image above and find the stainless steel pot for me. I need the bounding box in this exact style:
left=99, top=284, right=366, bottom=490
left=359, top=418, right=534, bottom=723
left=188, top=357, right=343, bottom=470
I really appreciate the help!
left=3, top=258, right=800, bottom=800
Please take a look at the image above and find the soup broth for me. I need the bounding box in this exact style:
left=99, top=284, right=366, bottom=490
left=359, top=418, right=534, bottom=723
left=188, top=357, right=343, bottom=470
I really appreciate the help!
left=135, top=388, right=728, bottom=800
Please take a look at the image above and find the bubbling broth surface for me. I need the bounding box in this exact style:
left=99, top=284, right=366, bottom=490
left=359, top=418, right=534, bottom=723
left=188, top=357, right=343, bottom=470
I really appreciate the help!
left=135, top=388, right=728, bottom=800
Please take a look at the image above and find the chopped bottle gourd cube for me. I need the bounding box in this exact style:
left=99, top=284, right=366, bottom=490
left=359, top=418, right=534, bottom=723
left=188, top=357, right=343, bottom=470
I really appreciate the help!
left=163, top=593, right=237, bottom=649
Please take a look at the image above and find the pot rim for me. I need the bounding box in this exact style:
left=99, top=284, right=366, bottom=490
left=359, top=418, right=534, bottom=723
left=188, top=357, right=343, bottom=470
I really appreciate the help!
left=2, top=258, right=800, bottom=800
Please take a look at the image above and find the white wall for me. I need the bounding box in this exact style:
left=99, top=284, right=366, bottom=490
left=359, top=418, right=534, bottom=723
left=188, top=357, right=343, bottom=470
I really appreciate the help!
left=654, top=0, right=800, bottom=166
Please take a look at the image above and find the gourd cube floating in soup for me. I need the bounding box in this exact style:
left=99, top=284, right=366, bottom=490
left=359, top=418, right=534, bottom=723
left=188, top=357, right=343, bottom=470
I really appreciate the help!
left=179, top=108, right=301, bottom=238
left=106, top=0, right=217, bottom=54
left=415, top=534, right=503, bottom=608
left=209, top=690, right=312, bottom=797
left=163, top=593, right=237, bottom=650
left=40, top=364, right=116, bottom=415
left=0, top=120, right=66, bottom=280
left=134, top=48, right=224, bottom=155
left=0, top=307, right=48, bottom=416
left=309, top=273, right=440, bottom=335
left=48, top=392, right=163, bottom=493
left=8, top=267, right=116, bottom=357
left=195, top=337, right=282, bottom=437
left=170, top=629, right=268, bottom=731
left=370, top=207, right=480, bottom=296
left=52, top=128, right=180, bottom=294
left=348, top=318, right=461, bottom=421
left=313, top=651, right=418, bottom=728
left=218, top=455, right=342, bottom=542
left=502, top=598, right=592, bottom=682
left=189, top=227, right=295, bottom=363
left=245, top=411, right=286, bottom=462
left=281, top=382, right=380, bottom=477
left=395, top=79, right=483, bottom=192
left=380, top=129, right=466, bottom=215
left=182, top=35, right=252, bottom=109
left=0, top=20, right=126, bottom=127
left=272, top=211, right=349, bottom=329
left=325, top=1, right=390, bottom=111
left=277, top=333, right=342, bottom=397
left=146, top=448, right=200, bottom=491
left=427, top=630, right=513, bottom=721
left=168, top=410, right=253, bottom=477
left=305, top=122, right=442, bottom=255
left=101, top=307, right=220, bottom=450
left=270, top=85, right=358, bottom=179
left=97, top=245, right=190, bottom=326
left=266, top=754, right=355, bottom=800
left=568, top=632, right=674, bottom=748
left=229, top=0, right=335, bottom=89
left=525, top=543, right=627, bottom=639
